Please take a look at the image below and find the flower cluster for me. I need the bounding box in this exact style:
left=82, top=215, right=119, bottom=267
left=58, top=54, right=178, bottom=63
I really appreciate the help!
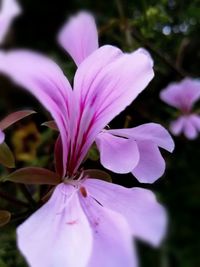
left=160, top=78, right=200, bottom=139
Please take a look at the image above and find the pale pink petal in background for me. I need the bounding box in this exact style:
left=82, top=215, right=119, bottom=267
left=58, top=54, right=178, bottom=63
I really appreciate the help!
left=0, top=0, right=21, bottom=44
left=183, top=116, right=198, bottom=140
left=170, top=116, right=186, bottom=136
left=160, top=78, right=200, bottom=112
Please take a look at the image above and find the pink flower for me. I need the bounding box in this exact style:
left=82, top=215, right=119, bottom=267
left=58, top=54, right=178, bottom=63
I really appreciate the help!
left=0, top=12, right=173, bottom=267
left=160, top=78, right=200, bottom=139
left=0, top=0, right=21, bottom=44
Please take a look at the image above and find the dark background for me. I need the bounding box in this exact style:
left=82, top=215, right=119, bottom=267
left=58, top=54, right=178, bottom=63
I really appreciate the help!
left=0, top=0, right=200, bottom=266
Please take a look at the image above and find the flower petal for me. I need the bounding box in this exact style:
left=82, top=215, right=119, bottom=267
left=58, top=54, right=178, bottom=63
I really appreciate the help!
left=108, top=123, right=174, bottom=152
left=170, top=116, right=185, bottom=136
left=0, top=0, right=21, bottom=44
left=190, top=114, right=200, bottom=131
left=0, top=50, right=73, bottom=176
left=160, top=78, right=200, bottom=112
left=70, top=46, right=154, bottom=172
left=79, top=191, right=137, bottom=267
left=0, top=130, right=5, bottom=144
left=95, top=131, right=139, bottom=173
left=85, top=178, right=167, bottom=247
left=132, top=141, right=165, bottom=183
left=183, top=116, right=198, bottom=139
left=58, top=12, right=98, bottom=66
left=17, top=184, right=93, bottom=267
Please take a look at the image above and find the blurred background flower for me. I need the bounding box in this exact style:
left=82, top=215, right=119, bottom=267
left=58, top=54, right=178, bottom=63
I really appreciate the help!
left=11, top=122, right=41, bottom=162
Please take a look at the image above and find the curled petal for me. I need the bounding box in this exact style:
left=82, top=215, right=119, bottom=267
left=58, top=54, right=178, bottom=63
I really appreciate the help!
left=85, top=179, right=167, bottom=247
left=132, top=141, right=165, bottom=183
left=17, top=184, right=93, bottom=267
left=96, top=132, right=139, bottom=173
left=58, top=11, right=98, bottom=65
left=108, top=123, right=174, bottom=152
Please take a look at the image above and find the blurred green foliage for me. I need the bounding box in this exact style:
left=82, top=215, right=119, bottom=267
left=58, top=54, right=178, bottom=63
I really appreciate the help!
left=0, top=0, right=200, bottom=266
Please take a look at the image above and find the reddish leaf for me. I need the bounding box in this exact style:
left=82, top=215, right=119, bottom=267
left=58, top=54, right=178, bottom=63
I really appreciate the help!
left=84, top=169, right=112, bottom=182
left=1, top=167, right=60, bottom=185
left=0, top=142, right=15, bottom=168
left=0, top=210, right=11, bottom=227
left=42, top=120, right=58, bottom=131
left=0, top=110, right=36, bottom=130
left=54, top=135, right=64, bottom=177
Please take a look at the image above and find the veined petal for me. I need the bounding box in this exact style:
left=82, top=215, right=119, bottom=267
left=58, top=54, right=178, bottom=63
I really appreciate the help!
left=95, top=131, right=139, bottom=173
left=70, top=46, right=154, bottom=173
left=17, top=184, right=93, bottom=267
left=0, top=130, right=5, bottom=144
left=0, top=50, right=73, bottom=176
left=0, top=0, right=21, bottom=44
left=160, top=78, right=200, bottom=112
left=79, top=189, right=137, bottom=267
left=58, top=11, right=98, bottom=66
left=108, top=123, right=174, bottom=152
left=132, top=141, right=165, bottom=183
left=84, top=179, right=167, bottom=247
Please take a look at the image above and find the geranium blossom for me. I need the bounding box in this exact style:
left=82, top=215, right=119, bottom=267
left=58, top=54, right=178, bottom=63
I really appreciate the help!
left=0, top=0, right=21, bottom=44
left=160, top=78, right=200, bottom=139
left=0, top=12, right=173, bottom=267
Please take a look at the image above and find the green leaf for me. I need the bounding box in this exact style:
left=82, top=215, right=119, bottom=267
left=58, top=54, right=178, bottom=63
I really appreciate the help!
left=84, top=169, right=112, bottom=182
left=0, top=110, right=36, bottom=130
left=1, top=167, right=60, bottom=185
left=0, top=210, right=11, bottom=227
left=0, top=142, right=15, bottom=168
left=87, top=144, right=99, bottom=161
